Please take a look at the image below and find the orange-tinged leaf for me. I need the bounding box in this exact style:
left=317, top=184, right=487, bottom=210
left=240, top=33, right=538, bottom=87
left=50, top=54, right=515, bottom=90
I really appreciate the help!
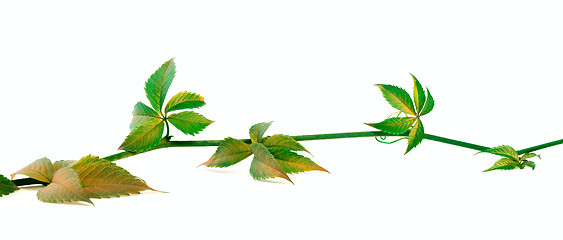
left=11, top=157, right=54, bottom=183
left=249, top=143, right=293, bottom=183
left=263, top=134, right=310, bottom=154
left=53, top=160, right=78, bottom=172
left=249, top=122, right=273, bottom=143
left=36, top=167, right=92, bottom=205
left=269, top=148, right=328, bottom=174
left=199, top=137, right=252, bottom=168
left=72, top=155, right=154, bottom=198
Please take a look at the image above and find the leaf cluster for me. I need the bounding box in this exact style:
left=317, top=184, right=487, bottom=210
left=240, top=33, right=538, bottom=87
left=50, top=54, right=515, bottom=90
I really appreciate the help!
left=478, top=145, right=540, bottom=172
left=7, top=155, right=154, bottom=205
left=200, top=122, right=328, bottom=183
left=366, top=74, right=434, bottom=154
left=119, top=58, right=213, bottom=152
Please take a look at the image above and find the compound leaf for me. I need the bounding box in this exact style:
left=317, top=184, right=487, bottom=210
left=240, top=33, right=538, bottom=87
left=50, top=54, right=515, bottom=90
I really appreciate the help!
left=419, top=87, right=434, bottom=116
left=167, top=111, right=213, bottom=136
left=263, top=134, right=310, bottom=154
left=405, top=120, right=424, bottom=154
left=200, top=137, right=252, bottom=168
left=483, top=158, right=520, bottom=172
left=478, top=145, right=519, bottom=161
left=522, top=161, right=536, bottom=170
left=11, top=157, right=54, bottom=183
left=119, top=118, right=165, bottom=152
left=145, top=58, right=176, bottom=114
left=249, top=122, right=273, bottom=143
left=72, top=155, right=154, bottom=199
left=411, top=74, right=426, bottom=114
left=249, top=143, right=292, bottom=183
left=36, top=167, right=92, bottom=205
left=365, top=117, right=416, bottom=134
left=164, top=91, right=205, bottom=114
left=375, top=84, right=416, bottom=116
left=269, top=148, right=328, bottom=174
left=130, top=102, right=161, bottom=131
left=0, top=174, right=18, bottom=197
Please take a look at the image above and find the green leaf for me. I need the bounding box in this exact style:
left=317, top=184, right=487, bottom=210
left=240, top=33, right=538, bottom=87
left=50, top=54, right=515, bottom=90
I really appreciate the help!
left=405, top=120, right=424, bottom=154
left=419, top=87, right=434, bottom=116
left=130, top=102, right=161, bottom=131
left=11, top=157, right=54, bottom=183
left=36, top=167, right=93, bottom=205
left=249, top=121, right=273, bottom=143
left=199, top=137, right=253, bottom=168
left=145, top=58, right=176, bottom=114
left=0, top=174, right=18, bottom=197
left=263, top=134, right=310, bottom=154
left=521, top=153, right=541, bottom=161
left=53, top=160, right=77, bottom=172
left=249, top=143, right=293, bottom=183
left=365, top=117, right=416, bottom=134
left=72, top=155, right=154, bottom=199
left=167, top=111, right=213, bottom=136
left=478, top=145, right=519, bottom=161
left=483, top=158, right=521, bottom=172
left=411, top=74, right=426, bottom=115
left=375, top=84, right=416, bottom=116
left=164, top=91, right=206, bottom=114
left=522, top=161, right=536, bottom=170
left=269, top=148, right=328, bottom=174
left=119, top=118, right=165, bottom=152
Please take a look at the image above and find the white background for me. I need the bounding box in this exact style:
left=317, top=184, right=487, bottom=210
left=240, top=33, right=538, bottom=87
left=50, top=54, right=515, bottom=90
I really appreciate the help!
left=1, top=1, right=563, bottom=239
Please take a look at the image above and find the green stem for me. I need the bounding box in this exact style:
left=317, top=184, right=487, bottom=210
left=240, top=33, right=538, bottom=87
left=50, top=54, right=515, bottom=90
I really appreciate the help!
left=517, top=138, right=563, bottom=155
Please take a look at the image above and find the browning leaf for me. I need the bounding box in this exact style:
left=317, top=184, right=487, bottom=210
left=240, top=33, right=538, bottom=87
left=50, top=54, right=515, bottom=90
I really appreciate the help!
left=249, top=143, right=293, bottom=183
left=269, top=148, right=328, bottom=174
left=263, top=134, right=310, bottom=154
left=36, top=167, right=92, bottom=205
left=11, top=157, right=54, bottom=183
left=199, top=137, right=252, bottom=168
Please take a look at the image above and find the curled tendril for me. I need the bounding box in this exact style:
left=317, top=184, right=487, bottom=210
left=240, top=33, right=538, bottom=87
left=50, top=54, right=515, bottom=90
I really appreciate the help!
left=375, top=136, right=408, bottom=144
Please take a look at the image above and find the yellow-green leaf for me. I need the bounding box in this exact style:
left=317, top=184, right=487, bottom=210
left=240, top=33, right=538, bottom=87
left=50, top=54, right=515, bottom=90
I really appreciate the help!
left=483, top=158, right=521, bottom=172
left=119, top=118, right=165, bottom=152
left=249, top=143, right=293, bottom=183
left=365, top=117, right=416, bottom=134
left=522, top=161, right=536, bottom=170
left=419, top=87, right=434, bottom=116
left=263, top=134, right=310, bottom=154
left=72, top=155, right=154, bottom=199
left=521, top=153, right=540, bottom=161
left=411, top=74, right=426, bottom=115
left=167, top=111, right=213, bottom=136
left=199, top=137, right=252, bottom=168
left=130, top=102, right=161, bottom=131
left=11, top=157, right=54, bottom=183
left=36, top=167, right=92, bottom=205
left=164, top=91, right=205, bottom=114
left=269, top=148, right=328, bottom=174
left=405, top=120, right=424, bottom=154
left=375, top=84, right=416, bottom=116
left=145, top=58, right=176, bottom=114
left=0, top=174, right=18, bottom=197
left=478, top=145, right=519, bottom=161
left=249, top=122, right=273, bottom=143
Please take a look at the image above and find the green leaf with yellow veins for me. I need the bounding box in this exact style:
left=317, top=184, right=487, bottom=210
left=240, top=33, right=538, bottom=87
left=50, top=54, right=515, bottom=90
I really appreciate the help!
left=145, top=58, right=176, bottom=114
left=130, top=102, right=161, bottom=131
left=72, top=155, right=155, bottom=199
left=263, top=134, right=310, bottom=154
left=520, top=153, right=540, bottom=161
left=405, top=120, right=424, bottom=154
left=249, top=143, right=293, bottom=183
left=199, top=137, right=252, bottom=168
left=365, top=117, right=416, bottom=135
left=36, top=167, right=92, bottom=205
left=0, top=174, right=18, bottom=197
left=119, top=118, right=165, bottom=152
left=522, top=161, right=536, bottom=170
left=375, top=84, right=416, bottom=116
left=483, top=158, right=520, bottom=172
left=11, top=157, right=54, bottom=183
left=411, top=74, right=426, bottom=115
left=419, top=87, right=434, bottom=116
left=164, top=91, right=205, bottom=114
left=269, top=148, right=328, bottom=174
left=249, top=121, right=273, bottom=143
left=167, top=111, right=213, bottom=136
left=478, top=145, right=519, bottom=161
